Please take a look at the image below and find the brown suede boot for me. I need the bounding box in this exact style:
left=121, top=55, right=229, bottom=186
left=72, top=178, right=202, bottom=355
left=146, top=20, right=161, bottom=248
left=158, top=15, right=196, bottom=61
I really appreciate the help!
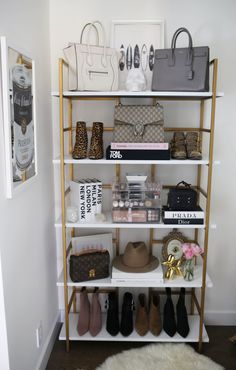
left=77, top=287, right=90, bottom=336
left=72, top=121, right=88, bottom=159
left=135, top=293, right=149, bottom=336
left=149, top=291, right=162, bottom=336
left=89, top=288, right=102, bottom=337
left=88, top=122, right=104, bottom=159
left=186, top=131, right=202, bottom=160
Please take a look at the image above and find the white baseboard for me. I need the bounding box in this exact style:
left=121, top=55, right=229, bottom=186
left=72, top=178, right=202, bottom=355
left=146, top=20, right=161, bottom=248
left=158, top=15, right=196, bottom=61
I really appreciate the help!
left=35, top=312, right=60, bottom=370
left=205, top=310, right=236, bottom=325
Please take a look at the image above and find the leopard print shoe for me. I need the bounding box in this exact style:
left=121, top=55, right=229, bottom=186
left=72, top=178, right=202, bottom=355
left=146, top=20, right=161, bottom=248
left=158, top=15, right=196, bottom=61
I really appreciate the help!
left=89, top=122, right=104, bottom=160
left=72, top=121, right=88, bottom=159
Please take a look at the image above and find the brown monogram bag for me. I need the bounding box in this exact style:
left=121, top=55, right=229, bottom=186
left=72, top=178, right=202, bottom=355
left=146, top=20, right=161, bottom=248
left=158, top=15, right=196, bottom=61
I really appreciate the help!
left=69, top=249, right=110, bottom=282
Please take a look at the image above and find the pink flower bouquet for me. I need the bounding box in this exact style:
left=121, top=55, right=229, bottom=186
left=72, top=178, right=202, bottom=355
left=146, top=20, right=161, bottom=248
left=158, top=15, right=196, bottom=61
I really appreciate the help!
left=181, top=243, right=203, bottom=281
left=182, top=243, right=203, bottom=260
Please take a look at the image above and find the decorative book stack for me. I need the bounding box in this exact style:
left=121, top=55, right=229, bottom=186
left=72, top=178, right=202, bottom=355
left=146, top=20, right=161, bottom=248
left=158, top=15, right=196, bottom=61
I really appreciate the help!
left=70, top=179, right=102, bottom=222
left=111, top=264, right=164, bottom=284
left=106, top=142, right=170, bottom=160
left=162, top=206, right=204, bottom=225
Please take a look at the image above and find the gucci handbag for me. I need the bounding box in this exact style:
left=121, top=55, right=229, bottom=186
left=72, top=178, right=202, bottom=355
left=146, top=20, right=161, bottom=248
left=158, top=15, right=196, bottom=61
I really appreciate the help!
left=113, top=103, right=165, bottom=143
left=63, top=21, right=118, bottom=91
left=152, top=27, right=209, bottom=92
left=167, top=181, right=197, bottom=211
left=69, top=249, right=110, bottom=282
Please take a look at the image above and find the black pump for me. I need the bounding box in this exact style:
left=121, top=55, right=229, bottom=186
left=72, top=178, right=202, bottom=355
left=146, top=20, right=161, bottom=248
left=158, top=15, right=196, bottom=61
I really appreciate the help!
left=176, top=288, right=190, bottom=338
left=120, top=292, right=134, bottom=337
left=163, top=288, right=177, bottom=337
left=106, top=292, right=119, bottom=336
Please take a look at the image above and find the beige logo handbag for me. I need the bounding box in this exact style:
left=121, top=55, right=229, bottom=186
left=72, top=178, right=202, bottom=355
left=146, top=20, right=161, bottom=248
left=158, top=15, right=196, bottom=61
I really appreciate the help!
left=113, top=103, right=165, bottom=143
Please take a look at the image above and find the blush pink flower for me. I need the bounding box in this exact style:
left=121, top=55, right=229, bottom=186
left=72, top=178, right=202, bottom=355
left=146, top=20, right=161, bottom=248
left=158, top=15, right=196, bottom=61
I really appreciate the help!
left=191, top=243, right=203, bottom=256
left=182, top=243, right=203, bottom=259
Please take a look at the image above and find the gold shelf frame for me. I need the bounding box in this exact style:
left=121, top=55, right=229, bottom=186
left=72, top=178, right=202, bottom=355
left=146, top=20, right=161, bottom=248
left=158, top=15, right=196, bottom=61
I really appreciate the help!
left=58, top=58, right=219, bottom=352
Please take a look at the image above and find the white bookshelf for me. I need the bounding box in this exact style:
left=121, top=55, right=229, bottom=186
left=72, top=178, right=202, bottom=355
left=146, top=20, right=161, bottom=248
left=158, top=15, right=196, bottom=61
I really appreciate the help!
left=53, top=155, right=210, bottom=166
left=55, top=213, right=205, bottom=229
left=59, top=313, right=209, bottom=343
left=52, top=90, right=223, bottom=99
left=57, top=264, right=212, bottom=288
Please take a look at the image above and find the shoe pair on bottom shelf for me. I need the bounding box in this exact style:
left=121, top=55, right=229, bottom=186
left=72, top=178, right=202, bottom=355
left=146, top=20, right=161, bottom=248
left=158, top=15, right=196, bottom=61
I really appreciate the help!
left=72, top=121, right=104, bottom=160
left=77, top=287, right=102, bottom=337
left=135, top=292, right=162, bottom=336
left=163, top=287, right=190, bottom=338
left=106, top=292, right=134, bottom=337
left=171, top=131, right=202, bottom=160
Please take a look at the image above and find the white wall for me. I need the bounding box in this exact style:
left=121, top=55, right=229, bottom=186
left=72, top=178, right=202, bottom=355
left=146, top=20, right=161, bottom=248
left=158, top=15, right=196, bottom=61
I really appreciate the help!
left=50, top=0, right=236, bottom=325
left=0, top=1, right=58, bottom=369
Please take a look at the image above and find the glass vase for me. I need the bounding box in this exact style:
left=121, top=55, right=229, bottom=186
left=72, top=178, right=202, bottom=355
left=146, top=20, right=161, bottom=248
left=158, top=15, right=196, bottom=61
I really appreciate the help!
left=183, top=258, right=194, bottom=281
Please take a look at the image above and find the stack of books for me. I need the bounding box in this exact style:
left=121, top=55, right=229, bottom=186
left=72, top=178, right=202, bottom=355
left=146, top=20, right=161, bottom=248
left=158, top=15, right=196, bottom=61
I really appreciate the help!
left=162, top=206, right=205, bottom=225
left=106, top=142, right=170, bottom=160
left=70, top=179, right=102, bottom=222
left=111, top=264, right=164, bottom=284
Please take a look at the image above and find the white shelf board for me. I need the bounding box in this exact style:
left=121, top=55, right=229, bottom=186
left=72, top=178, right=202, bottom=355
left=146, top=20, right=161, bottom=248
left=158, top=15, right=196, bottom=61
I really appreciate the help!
left=52, top=90, right=223, bottom=99
left=59, top=313, right=209, bottom=342
left=53, top=155, right=209, bottom=165
left=55, top=213, right=205, bottom=229
left=56, top=264, right=212, bottom=288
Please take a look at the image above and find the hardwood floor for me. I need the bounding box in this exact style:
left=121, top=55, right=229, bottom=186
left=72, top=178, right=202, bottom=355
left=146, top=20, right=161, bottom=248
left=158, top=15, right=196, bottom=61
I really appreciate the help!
left=46, top=326, right=236, bottom=370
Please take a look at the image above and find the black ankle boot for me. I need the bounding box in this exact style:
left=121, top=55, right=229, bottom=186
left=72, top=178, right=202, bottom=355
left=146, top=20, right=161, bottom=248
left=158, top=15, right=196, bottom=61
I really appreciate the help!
left=163, top=288, right=176, bottom=337
left=106, top=292, right=119, bottom=336
left=120, top=292, right=134, bottom=336
left=176, top=288, right=190, bottom=338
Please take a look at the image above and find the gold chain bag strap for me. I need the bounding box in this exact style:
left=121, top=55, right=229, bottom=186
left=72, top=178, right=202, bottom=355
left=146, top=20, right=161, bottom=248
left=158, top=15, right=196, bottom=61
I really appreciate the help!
left=69, top=249, right=110, bottom=282
left=113, top=103, right=164, bottom=143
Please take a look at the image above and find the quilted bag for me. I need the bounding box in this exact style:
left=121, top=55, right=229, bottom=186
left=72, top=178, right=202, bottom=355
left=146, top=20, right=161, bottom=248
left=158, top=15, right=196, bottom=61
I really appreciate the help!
left=167, top=181, right=197, bottom=211
left=113, top=104, right=164, bottom=143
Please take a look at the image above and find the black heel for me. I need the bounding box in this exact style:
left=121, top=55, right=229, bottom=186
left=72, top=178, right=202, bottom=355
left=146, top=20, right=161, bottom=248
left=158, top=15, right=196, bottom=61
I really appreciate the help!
left=163, top=288, right=176, bottom=337
left=176, top=288, right=190, bottom=338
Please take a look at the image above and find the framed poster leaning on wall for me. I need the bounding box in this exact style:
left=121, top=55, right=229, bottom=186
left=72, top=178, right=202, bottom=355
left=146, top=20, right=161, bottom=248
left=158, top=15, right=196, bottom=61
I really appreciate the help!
left=0, top=36, right=37, bottom=198
left=111, top=20, right=165, bottom=90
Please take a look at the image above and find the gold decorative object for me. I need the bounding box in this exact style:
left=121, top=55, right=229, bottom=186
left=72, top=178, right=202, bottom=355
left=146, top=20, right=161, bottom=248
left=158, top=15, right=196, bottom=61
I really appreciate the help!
left=162, top=254, right=183, bottom=280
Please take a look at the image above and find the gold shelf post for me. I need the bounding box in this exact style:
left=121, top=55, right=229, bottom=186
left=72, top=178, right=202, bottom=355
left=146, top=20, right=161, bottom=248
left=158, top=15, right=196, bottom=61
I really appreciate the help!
left=59, top=58, right=70, bottom=352
left=198, top=59, right=218, bottom=352
left=149, top=164, right=156, bottom=255
left=115, top=164, right=121, bottom=256
left=192, top=99, right=205, bottom=316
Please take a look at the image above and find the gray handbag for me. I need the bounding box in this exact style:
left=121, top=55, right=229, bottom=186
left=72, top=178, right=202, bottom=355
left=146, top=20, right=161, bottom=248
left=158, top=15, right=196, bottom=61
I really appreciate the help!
left=152, top=27, right=209, bottom=92
left=113, top=104, right=164, bottom=143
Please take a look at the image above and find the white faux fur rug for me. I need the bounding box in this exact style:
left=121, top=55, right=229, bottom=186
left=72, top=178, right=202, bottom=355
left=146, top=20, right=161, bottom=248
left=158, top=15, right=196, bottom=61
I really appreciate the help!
left=94, top=343, right=224, bottom=370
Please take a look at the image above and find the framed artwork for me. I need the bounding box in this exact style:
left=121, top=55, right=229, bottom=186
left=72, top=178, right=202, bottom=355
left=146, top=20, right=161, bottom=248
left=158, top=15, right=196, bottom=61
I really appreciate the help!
left=162, top=230, right=186, bottom=261
left=71, top=233, right=114, bottom=263
left=0, top=36, right=37, bottom=199
left=111, top=20, right=165, bottom=90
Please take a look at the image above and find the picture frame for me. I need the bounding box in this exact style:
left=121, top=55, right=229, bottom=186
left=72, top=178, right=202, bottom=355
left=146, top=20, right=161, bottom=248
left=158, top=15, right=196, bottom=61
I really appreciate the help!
left=70, top=233, right=114, bottom=263
left=0, top=36, right=37, bottom=199
left=162, top=230, right=186, bottom=261
left=111, top=19, right=165, bottom=90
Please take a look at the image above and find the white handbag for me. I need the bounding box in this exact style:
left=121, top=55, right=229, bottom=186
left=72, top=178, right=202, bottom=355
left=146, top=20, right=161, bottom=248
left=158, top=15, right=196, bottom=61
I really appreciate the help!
left=63, top=21, right=119, bottom=91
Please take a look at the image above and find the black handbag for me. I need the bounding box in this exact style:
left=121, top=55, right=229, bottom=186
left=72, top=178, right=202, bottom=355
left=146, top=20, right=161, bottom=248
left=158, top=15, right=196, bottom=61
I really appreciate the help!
left=69, top=249, right=110, bottom=282
left=152, top=27, right=209, bottom=92
left=167, top=181, right=197, bottom=211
